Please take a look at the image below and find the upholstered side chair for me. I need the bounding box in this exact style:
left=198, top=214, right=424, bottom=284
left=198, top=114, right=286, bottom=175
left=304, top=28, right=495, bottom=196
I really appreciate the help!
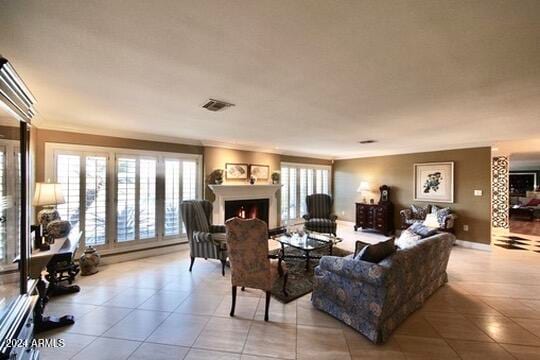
left=225, top=217, right=288, bottom=321
left=180, top=200, right=228, bottom=275
left=303, top=193, right=337, bottom=235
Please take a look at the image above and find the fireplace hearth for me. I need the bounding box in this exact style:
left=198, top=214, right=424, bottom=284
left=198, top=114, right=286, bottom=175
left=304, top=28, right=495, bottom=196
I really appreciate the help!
left=225, top=198, right=269, bottom=224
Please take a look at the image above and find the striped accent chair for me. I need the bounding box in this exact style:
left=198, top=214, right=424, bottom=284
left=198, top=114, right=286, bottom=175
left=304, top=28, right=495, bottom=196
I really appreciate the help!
left=180, top=200, right=228, bottom=275
left=303, top=193, right=337, bottom=235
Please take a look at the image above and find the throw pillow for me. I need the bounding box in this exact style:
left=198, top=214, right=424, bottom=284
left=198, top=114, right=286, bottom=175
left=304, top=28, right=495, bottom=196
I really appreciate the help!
left=355, top=238, right=396, bottom=263
left=409, top=222, right=437, bottom=238
left=526, top=198, right=540, bottom=207
left=396, top=229, right=421, bottom=249
left=411, top=204, right=429, bottom=220
left=431, top=206, right=451, bottom=227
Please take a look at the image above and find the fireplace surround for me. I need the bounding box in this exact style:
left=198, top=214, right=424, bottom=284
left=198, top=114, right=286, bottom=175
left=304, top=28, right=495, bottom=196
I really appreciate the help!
left=208, top=184, right=281, bottom=228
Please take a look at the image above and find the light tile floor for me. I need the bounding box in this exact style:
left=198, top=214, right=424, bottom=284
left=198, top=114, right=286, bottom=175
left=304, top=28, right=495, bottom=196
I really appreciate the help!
left=38, top=223, right=540, bottom=359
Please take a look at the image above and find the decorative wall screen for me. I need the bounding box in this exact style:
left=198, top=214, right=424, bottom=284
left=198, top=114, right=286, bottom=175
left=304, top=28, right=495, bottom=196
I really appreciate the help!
left=492, top=156, right=509, bottom=229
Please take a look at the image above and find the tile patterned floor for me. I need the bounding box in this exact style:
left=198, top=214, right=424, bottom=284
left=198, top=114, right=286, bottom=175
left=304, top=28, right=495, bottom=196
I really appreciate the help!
left=38, top=223, right=540, bottom=359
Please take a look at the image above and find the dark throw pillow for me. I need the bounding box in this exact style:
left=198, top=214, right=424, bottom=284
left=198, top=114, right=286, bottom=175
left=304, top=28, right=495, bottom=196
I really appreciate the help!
left=355, top=238, right=396, bottom=263
left=409, top=222, right=437, bottom=238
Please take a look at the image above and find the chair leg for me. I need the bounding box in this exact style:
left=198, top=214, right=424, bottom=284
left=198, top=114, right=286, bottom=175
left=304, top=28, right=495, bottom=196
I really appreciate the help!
left=221, top=259, right=226, bottom=276
left=230, top=286, right=237, bottom=317
left=264, top=291, right=271, bottom=321
left=282, top=273, right=288, bottom=297
left=189, top=256, right=195, bottom=272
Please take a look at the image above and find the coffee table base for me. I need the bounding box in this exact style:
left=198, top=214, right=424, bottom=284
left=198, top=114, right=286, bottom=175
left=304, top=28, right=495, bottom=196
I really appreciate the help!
left=279, top=242, right=335, bottom=271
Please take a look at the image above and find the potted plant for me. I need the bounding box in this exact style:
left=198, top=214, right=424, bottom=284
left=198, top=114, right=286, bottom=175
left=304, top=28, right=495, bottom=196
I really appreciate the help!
left=213, top=169, right=224, bottom=184
left=271, top=171, right=280, bottom=184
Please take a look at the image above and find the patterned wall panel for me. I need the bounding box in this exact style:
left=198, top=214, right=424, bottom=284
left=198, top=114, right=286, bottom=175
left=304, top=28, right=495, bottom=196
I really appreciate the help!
left=492, top=156, right=509, bottom=229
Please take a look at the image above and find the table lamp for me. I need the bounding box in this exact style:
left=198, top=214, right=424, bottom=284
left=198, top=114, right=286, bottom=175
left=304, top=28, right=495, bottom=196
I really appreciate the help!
left=356, top=181, right=371, bottom=203
left=33, top=182, right=65, bottom=250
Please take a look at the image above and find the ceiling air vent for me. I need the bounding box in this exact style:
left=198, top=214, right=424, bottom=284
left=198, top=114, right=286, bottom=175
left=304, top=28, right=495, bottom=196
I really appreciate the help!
left=358, top=139, right=377, bottom=144
left=202, top=99, right=235, bottom=112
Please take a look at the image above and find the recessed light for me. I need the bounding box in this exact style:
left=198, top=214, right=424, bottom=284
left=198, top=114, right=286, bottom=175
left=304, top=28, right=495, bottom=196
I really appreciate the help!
left=358, top=140, right=377, bottom=144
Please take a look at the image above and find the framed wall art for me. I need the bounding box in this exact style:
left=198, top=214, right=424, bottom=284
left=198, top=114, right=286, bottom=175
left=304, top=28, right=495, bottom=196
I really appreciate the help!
left=225, top=163, right=248, bottom=179
left=414, top=162, right=454, bottom=203
left=249, top=164, right=270, bottom=180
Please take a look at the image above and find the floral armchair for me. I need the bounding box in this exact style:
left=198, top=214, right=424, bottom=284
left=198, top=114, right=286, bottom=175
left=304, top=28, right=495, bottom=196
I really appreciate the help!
left=303, top=194, right=337, bottom=235
left=225, top=217, right=287, bottom=321
left=400, top=204, right=457, bottom=232
left=180, top=200, right=228, bottom=275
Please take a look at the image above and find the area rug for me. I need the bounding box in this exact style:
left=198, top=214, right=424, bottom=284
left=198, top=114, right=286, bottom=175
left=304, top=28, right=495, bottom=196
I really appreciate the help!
left=269, top=246, right=351, bottom=303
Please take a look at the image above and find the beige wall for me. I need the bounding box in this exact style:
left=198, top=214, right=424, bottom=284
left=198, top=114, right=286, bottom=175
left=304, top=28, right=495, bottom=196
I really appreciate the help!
left=333, top=147, right=492, bottom=244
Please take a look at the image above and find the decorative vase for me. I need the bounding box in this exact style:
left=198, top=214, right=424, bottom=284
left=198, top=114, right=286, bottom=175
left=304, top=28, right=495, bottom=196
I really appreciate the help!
left=37, top=207, right=60, bottom=227
left=80, top=246, right=100, bottom=276
left=249, top=175, right=257, bottom=185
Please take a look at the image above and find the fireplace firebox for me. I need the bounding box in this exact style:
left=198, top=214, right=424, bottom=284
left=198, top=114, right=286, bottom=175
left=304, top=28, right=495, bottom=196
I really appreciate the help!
left=225, top=198, right=269, bottom=224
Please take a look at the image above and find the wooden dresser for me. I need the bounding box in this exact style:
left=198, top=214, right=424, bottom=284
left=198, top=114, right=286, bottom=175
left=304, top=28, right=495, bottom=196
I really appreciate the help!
left=354, top=202, right=394, bottom=236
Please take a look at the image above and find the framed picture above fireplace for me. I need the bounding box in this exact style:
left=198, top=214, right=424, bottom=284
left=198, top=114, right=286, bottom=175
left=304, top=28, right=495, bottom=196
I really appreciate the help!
left=249, top=164, right=270, bottom=180
left=225, top=163, right=248, bottom=179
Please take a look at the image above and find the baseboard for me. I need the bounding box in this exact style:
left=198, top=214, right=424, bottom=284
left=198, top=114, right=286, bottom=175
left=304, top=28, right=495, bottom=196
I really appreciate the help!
left=454, top=239, right=491, bottom=252
left=99, top=242, right=189, bottom=265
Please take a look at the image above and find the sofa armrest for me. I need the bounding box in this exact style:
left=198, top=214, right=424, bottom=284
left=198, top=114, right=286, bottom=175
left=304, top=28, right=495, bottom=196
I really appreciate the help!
left=329, top=214, right=338, bottom=222
left=442, top=213, right=457, bottom=230
left=400, top=208, right=412, bottom=220
left=318, top=256, right=387, bottom=286
left=210, top=224, right=226, bottom=233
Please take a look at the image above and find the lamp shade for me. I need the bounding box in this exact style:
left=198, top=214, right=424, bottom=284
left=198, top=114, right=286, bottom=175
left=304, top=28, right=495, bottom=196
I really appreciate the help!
left=33, top=182, right=65, bottom=207
left=356, top=181, right=371, bottom=192
left=423, top=213, right=440, bottom=229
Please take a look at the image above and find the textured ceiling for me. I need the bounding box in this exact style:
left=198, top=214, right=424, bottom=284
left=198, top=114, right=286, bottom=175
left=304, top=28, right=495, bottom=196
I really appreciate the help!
left=1, top=0, right=539, bottom=159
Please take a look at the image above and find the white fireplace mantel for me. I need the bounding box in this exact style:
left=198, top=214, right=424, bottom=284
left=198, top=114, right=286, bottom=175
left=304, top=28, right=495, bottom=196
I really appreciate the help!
left=208, top=184, right=282, bottom=227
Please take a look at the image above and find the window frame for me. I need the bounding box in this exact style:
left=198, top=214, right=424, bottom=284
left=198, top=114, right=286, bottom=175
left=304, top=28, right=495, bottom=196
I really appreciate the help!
left=45, top=143, right=202, bottom=252
left=280, top=162, right=332, bottom=224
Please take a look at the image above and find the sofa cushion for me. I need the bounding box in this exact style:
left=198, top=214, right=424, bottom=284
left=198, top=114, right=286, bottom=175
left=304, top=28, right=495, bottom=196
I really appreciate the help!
left=396, top=229, right=421, bottom=249
left=409, top=222, right=437, bottom=238
left=355, top=238, right=396, bottom=263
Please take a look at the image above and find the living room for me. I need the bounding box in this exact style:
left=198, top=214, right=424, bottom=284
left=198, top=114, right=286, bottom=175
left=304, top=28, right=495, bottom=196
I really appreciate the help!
left=1, top=1, right=540, bottom=360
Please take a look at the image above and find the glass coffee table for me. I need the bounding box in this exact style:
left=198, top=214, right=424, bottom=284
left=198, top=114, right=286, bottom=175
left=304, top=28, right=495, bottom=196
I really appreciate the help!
left=272, top=232, right=343, bottom=271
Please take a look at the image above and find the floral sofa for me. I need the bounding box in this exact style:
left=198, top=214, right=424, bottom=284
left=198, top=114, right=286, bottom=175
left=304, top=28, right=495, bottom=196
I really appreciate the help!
left=311, top=232, right=455, bottom=343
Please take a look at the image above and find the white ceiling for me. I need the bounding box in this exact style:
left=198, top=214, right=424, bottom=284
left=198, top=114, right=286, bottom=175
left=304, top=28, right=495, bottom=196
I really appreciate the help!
left=1, top=0, right=539, bottom=159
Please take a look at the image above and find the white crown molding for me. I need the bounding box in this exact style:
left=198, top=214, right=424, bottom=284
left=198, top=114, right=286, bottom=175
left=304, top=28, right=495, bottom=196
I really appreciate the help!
left=335, top=141, right=494, bottom=160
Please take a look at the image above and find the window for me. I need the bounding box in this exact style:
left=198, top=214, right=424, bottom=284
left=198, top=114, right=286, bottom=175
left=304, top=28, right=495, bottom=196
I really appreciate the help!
left=57, top=154, right=80, bottom=227
left=116, top=156, right=157, bottom=242
left=164, top=159, right=198, bottom=237
left=47, top=143, right=201, bottom=249
left=116, top=157, right=136, bottom=241
left=139, top=158, right=156, bottom=239
left=0, top=141, right=20, bottom=264
left=85, top=156, right=107, bottom=246
left=280, top=163, right=331, bottom=223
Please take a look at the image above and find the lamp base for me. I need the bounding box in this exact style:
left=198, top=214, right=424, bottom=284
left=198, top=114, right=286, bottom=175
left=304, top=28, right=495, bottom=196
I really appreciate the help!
left=37, top=207, right=60, bottom=227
